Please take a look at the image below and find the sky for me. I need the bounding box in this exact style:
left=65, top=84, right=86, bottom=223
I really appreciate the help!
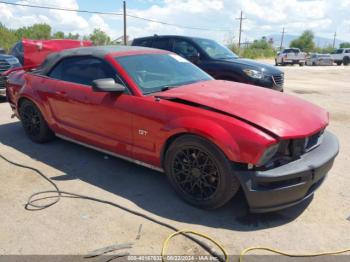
left=0, top=0, right=349, bottom=44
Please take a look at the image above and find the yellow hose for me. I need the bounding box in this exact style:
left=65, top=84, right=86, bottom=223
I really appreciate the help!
left=161, top=229, right=228, bottom=262
left=239, top=246, right=350, bottom=262
left=162, top=230, right=350, bottom=262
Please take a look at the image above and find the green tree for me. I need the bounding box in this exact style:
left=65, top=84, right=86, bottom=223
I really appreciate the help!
left=229, top=36, right=276, bottom=59
left=52, top=31, right=65, bottom=39
left=0, top=23, right=17, bottom=51
left=88, top=28, right=111, bottom=45
left=15, top=23, right=52, bottom=40
left=290, top=30, right=315, bottom=52
left=66, top=32, right=80, bottom=40
left=314, top=45, right=335, bottom=54
left=340, top=42, right=350, bottom=48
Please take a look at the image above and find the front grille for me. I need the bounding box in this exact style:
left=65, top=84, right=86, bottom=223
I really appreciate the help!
left=0, top=60, right=11, bottom=73
left=290, top=130, right=324, bottom=157
left=0, top=76, right=7, bottom=89
left=305, top=130, right=324, bottom=152
left=258, top=130, right=324, bottom=170
left=0, top=59, right=11, bottom=90
left=272, top=74, right=284, bottom=87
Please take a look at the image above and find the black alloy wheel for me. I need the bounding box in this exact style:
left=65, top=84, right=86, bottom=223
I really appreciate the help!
left=19, top=100, right=54, bottom=143
left=165, top=135, right=240, bottom=209
left=173, top=147, right=220, bottom=201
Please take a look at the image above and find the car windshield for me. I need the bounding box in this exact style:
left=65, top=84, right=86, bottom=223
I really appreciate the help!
left=192, top=38, right=238, bottom=59
left=285, top=49, right=300, bottom=53
left=116, top=53, right=212, bottom=94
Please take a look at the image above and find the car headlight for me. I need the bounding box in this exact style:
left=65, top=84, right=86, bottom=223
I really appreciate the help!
left=6, top=57, right=20, bottom=65
left=256, top=142, right=280, bottom=167
left=243, top=68, right=263, bottom=79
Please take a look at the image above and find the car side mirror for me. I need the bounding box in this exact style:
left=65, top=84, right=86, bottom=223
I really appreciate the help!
left=92, top=78, right=126, bottom=93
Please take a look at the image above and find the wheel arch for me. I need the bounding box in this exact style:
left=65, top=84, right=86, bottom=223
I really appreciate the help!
left=16, top=95, right=52, bottom=126
left=17, top=95, right=41, bottom=114
left=18, top=96, right=34, bottom=109
left=159, top=118, right=241, bottom=167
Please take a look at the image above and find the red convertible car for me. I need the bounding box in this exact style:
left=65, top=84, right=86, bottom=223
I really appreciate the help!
left=6, top=46, right=339, bottom=212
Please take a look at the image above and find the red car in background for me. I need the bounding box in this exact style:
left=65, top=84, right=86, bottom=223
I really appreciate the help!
left=6, top=45, right=339, bottom=212
left=9, top=39, right=93, bottom=66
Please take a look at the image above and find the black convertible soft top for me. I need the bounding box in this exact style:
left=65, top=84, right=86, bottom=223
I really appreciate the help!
left=38, top=45, right=155, bottom=75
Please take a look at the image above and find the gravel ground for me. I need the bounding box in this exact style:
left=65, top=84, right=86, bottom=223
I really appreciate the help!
left=0, top=64, right=349, bottom=260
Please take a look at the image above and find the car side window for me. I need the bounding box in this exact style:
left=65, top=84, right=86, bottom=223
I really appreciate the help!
left=48, top=56, right=119, bottom=86
left=134, top=39, right=152, bottom=47
left=172, top=39, right=199, bottom=58
left=346, top=50, right=350, bottom=53
left=152, top=38, right=170, bottom=50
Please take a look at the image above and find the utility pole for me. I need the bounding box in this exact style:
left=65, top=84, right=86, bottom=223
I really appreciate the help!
left=332, top=31, right=337, bottom=49
left=236, top=11, right=246, bottom=48
left=280, top=27, right=285, bottom=50
left=123, top=1, right=127, bottom=45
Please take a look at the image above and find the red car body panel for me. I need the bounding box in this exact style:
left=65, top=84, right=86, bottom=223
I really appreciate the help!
left=6, top=47, right=329, bottom=169
left=154, top=80, right=328, bottom=139
left=22, top=39, right=93, bottom=67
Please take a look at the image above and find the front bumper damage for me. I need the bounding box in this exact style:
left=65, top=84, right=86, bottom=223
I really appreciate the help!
left=235, top=131, right=339, bottom=213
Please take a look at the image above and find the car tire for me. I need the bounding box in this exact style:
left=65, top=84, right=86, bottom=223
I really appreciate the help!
left=344, top=57, right=350, bottom=66
left=299, top=62, right=304, bottom=67
left=275, top=59, right=278, bottom=66
left=336, top=61, right=342, bottom=66
left=164, top=135, right=240, bottom=209
left=19, top=100, right=55, bottom=143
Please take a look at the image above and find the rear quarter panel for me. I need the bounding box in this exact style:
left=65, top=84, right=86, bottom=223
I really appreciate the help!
left=7, top=72, right=52, bottom=124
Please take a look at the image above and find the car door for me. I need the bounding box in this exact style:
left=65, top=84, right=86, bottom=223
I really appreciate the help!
left=44, top=56, right=134, bottom=156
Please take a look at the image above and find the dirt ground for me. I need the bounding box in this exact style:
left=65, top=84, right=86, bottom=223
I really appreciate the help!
left=0, top=64, right=349, bottom=261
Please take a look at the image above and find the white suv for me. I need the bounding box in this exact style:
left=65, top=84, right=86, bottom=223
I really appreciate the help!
left=331, top=48, right=350, bottom=66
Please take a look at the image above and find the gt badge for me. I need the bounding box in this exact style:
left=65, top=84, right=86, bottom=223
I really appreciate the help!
left=138, top=129, right=148, bottom=136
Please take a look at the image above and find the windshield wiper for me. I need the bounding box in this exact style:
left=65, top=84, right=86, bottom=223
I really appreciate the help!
left=160, top=85, right=176, bottom=91
left=143, top=85, right=176, bottom=95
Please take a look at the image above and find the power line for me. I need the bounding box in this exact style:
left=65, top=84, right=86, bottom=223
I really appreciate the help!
left=280, top=27, right=286, bottom=50
left=0, top=0, right=123, bottom=16
left=0, top=0, right=231, bottom=32
left=123, top=1, right=127, bottom=45
left=332, top=31, right=337, bottom=48
left=236, top=11, right=247, bottom=48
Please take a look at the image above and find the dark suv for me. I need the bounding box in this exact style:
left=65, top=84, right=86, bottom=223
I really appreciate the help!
left=0, top=54, right=21, bottom=96
left=132, top=35, right=284, bottom=91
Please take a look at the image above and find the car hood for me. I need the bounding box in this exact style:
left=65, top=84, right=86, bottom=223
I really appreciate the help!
left=155, top=80, right=328, bottom=138
left=217, top=57, right=282, bottom=75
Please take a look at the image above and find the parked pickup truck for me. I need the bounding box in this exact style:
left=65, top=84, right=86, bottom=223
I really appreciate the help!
left=275, top=48, right=306, bottom=66
left=331, top=48, right=350, bottom=66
